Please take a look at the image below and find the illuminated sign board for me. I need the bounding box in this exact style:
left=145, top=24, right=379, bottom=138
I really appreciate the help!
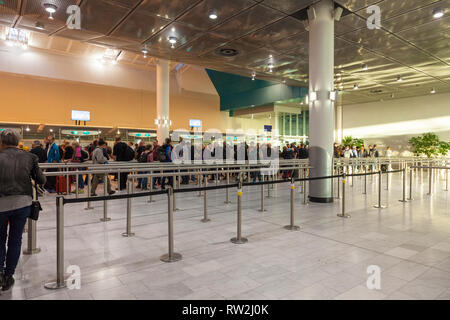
left=71, top=110, right=91, bottom=121
left=189, top=119, right=202, bottom=128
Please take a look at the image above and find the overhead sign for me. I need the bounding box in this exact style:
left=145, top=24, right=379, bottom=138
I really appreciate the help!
left=264, top=125, right=272, bottom=132
left=189, top=119, right=202, bottom=128
left=71, top=110, right=91, bottom=121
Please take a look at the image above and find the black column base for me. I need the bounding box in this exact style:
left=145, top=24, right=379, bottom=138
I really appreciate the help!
left=309, top=196, right=334, bottom=203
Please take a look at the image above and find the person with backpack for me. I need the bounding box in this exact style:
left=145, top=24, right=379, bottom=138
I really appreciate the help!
left=71, top=142, right=88, bottom=193
left=91, top=140, right=115, bottom=197
left=159, top=138, right=173, bottom=190
left=113, top=137, right=134, bottom=190
left=136, top=144, right=152, bottom=190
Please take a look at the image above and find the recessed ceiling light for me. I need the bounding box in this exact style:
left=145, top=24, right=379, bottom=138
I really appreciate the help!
left=397, top=76, right=403, bottom=82
left=209, top=10, right=218, bottom=20
left=433, top=8, right=444, bottom=19
left=431, top=88, right=436, bottom=94
left=353, top=84, right=359, bottom=90
left=362, top=64, right=368, bottom=71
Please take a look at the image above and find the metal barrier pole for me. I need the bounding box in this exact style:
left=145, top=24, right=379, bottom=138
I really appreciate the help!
left=303, top=169, right=307, bottom=204
left=445, top=166, right=449, bottom=192
left=427, top=164, right=433, bottom=195
left=201, top=178, right=210, bottom=222
left=225, top=172, right=231, bottom=204
left=45, top=196, right=67, bottom=289
left=23, top=219, right=41, bottom=255
left=160, top=187, right=182, bottom=263
left=338, top=174, right=350, bottom=218
left=85, top=173, right=93, bottom=210
left=259, top=174, right=266, bottom=212
left=399, top=167, right=407, bottom=203
left=173, top=173, right=179, bottom=211
left=336, top=166, right=340, bottom=199
left=284, top=178, right=301, bottom=230
left=66, top=169, right=70, bottom=195
left=373, top=170, right=386, bottom=209
left=363, top=165, right=367, bottom=195
left=148, top=170, right=155, bottom=203
left=122, top=180, right=135, bottom=237
left=100, top=173, right=111, bottom=222
left=267, top=173, right=272, bottom=198
left=231, top=177, right=247, bottom=244
left=198, top=170, right=202, bottom=197
left=408, top=165, right=414, bottom=200
left=75, top=172, right=79, bottom=199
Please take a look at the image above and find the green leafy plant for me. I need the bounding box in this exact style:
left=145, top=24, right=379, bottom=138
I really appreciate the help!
left=342, top=136, right=365, bottom=148
left=409, top=133, right=450, bottom=158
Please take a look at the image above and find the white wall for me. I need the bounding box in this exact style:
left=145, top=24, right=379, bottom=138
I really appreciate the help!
left=343, top=93, right=450, bottom=156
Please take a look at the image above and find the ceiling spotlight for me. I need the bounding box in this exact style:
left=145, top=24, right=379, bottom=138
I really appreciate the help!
left=168, top=36, right=177, bottom=49
left=35, top=22, right=45, bottom=30
left=431, top=88, right=436, bottom=94
left=353, top=84, right=359, bottom=90
left=209, top=10, right=218, bottom=20
left=397, top=76, right=403, bottom=82
left=26, top=126, right=30, bottom=132
left=391, top=93, right=395, bottom=98
left=362, top=64, right=368, bottom=71
left=268, top=62, right=274, bottom=72
left=251, top=71, right=256, bottom=80
left=43, top=3, right=57, bottom=20
left=142, top=47, right=148, bottom=58
left=433, top=8, right=444, bottom=19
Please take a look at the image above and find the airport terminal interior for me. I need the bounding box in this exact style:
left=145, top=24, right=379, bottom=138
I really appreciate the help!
left=0, top=0, right=450, bottom=301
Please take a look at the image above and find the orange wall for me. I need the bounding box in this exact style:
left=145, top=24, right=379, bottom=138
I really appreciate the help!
left=0, top=71, right=232, bottom=131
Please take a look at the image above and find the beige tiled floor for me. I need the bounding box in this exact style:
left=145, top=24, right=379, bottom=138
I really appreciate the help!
left=1, top=171, right=450, bottom=300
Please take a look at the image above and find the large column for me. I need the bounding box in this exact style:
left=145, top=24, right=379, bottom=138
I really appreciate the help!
left=335, top=92, right=343, bottom=143
left=156, top=59, right=170, bottom=143
left=308, top=0, right=335, bottom=203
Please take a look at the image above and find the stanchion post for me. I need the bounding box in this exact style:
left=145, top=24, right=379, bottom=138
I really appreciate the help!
left=427, top=164, right=433, bottom=195
left=259, top=174, right=266, bottom=212
left=100, top=173, right=111, bottom=222
left=399, top=167, right=407, bottom=203
left=225, top=172, right=231, bottom=204
left=303, top=169, right=308, bottom=205
left=201, top=178, right=210, bottom=222
left=45, top=197, right=67, bottom=289
left=173, top=173, right=179, bottom=211
left=160, top=187, right=182, bottom=263
left=284, top=177, right=301, bottom=230
left=122, top=180, right=135, bottom=237
left=408, top=166, right=414, bottom=200
left=85, top=173, right=93, bottom=210
left=373, top=170, right=386, bottom=209
left=363, top=165, right=367, bottom=195
left=23, top=219, right=41, bottom=255
left=445, top=166, right=449, bottom=192
left=148, top=170, right=155, bottom=203
left=231, top=175, right=248, bottom=244
left=337, top=173, right=351, bottom=218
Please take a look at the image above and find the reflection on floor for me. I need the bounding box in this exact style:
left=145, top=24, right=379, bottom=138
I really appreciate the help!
left=1, top=172, right=450, bottom=300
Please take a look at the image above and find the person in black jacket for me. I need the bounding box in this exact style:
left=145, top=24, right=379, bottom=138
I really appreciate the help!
left=30, top=140, right=47, bottom=163
left=113, top=137, right=130, bottom=190
left=0, top=129, right=46, bottom=291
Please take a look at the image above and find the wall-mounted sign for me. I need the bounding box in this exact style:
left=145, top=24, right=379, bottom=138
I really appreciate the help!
left=264, top=125, right=272, bottom=132
left=189, top=119, right=202, bottom=128
left=71, top=110, right=91, bottom=121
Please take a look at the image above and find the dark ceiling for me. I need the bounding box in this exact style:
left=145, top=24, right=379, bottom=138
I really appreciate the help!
left=0, top=0, right=449, bottom=104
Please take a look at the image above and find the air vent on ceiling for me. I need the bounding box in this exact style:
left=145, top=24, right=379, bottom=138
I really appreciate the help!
left=216, top=48, right=239, bottom=57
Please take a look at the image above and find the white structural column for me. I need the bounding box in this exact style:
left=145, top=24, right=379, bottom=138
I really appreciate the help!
left=156, top=59, right=170, bottom=143
left=308, top=0, right=335, bottom=203
left=335, top=92, right=343, bottom=143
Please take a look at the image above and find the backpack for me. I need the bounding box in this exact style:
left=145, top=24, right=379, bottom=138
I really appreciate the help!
left=157, top=146, right=167, bottom=162
left=124, top=146, right=136, bottom=161
left=138, top=151, right=149, bottom=163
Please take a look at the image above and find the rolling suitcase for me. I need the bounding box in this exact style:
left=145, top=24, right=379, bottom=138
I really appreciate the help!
left=56, top=176, right=71, bottom=195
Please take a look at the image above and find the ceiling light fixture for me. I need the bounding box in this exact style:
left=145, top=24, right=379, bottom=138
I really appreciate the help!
left=362, top=64, right=368, bottom=71
left=168, top=36, right=177, bottom=49
left=26, top=126, right=30, bottom=132
left=397, top=76, right=403, bottom=82
left=433, top=8, right=444, bottom=19
left=43, top=3, right=57, bottom=20
left=251, top=71, right=256, bottom=81
left=431, top=88, right=436, bottom=94
left=282, top=79, right=286, bottom=84
left=142, top=46, right=148, bottom=58
left=49, top=129, right=53, bottom=132
left=209, top=10, right=218, bottom=20
left=353, top=84, right=359, bottom=90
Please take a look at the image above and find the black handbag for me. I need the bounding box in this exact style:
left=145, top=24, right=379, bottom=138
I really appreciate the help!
left=30, top=183, right=42, bottom=221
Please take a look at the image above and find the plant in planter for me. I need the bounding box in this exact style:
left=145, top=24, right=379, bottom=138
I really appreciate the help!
left=409, top=133, right=450, bottom=158
left=342, top=136, right=364, bottom=148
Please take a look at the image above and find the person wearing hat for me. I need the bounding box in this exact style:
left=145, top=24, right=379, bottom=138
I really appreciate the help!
left=30, top=140, right=47, bottom=163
